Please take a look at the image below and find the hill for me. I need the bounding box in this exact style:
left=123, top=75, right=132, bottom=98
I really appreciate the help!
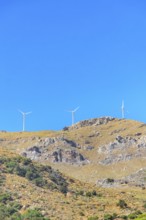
left=1, top=117, right=146, bottom=219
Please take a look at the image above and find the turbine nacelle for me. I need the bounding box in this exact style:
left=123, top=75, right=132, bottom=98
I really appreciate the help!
left=68, top=106, right=79, bottom=113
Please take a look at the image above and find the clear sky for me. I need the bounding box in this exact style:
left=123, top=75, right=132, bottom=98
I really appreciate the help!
left=0, top=0, right=146, bottom=131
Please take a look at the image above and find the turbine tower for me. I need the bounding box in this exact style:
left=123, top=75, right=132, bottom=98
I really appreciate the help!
left=19, top=110, right=32, bottom=131
left=68, top=107, right=79, bottom=126
left=121, top=100, right=125, bottom=119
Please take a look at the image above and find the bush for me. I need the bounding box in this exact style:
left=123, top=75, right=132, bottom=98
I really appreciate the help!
left=134, top=213, right=146, bottom=220
left=11, top=202, right=23, bottom=211
left=86, top=191, right=92, bottom=197
left=0, top=155, right=68, bottom=193
left=33, top=177, right=47, bottom=187
left=117, top=199, right=127, bottom=208
left=104, top=214, right=114, bottom=220
left=88, top=216, right=99, bottom=220
left=79, top=211, right=85, bottom=216
left=63, top=126, right=69, bottom=131
left=0, top=192, right=12, bottom=203
left=10, top=212, right=22, bottom=220
left=59, top=184, right=68, bottom=194
left=22, top=209, right=50, bottom=220
left=104, top=214, right=117, bottom=220
left=25, top=169, right=40, bottom=181
left=143, top=203, right=146, bottom=209
left=5, top=161, right=18, bottom=173
left=92, top=190, right=97, bottom=196
left=22, top=158, right=32, bottom=165
left=120, top=215, right=128, bottom=220
left=112, top=213, right=118, bottom=219
left=128, top=211, right=142, bottom=219
left=15, top=165, right=26, bottom=177
left=106, top=178, right=114, bottom=183
left=0, top=204, right=20, bottom=218
left=76, top=190, right=84, bottom=196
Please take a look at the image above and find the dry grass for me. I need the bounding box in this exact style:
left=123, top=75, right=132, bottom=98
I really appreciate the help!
left=1, top=118, right=146, bottom=219
left=0, top=118, right=146, bottom=182
left=2, top=173, right=146, bottom=220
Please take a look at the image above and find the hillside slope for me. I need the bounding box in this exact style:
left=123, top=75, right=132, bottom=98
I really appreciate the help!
left=1, top=117, right=146, bottom=219
left=19, top=117, right=146, bottom=185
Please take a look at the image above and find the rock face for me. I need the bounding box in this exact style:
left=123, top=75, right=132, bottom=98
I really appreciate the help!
left=98, top=135, right=146, bottom=165
left=67, top=116, right=115, bottom=130
left=21, top=137, right=87, bottom=165
left=96, top=168, right=146, bottom=188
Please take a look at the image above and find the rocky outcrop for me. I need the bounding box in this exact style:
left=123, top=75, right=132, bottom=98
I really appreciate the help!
left=98, top=135, right=146, bottom=165
left=98, top=136, right=137, bottom=154
left=96, top=168, right=146, bottom=188
left=67, top=117, right=115, bottom=130
left=21, top=137, right=88, bottom=165
left=96, top=178, right=128, bottom=188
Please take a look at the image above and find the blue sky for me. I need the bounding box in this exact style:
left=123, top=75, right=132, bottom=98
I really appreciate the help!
left=0, top=0, right=146, bottom=131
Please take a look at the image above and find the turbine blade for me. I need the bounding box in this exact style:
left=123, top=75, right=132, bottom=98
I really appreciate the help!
left=66, top=110, right=72, bottom=113
left=73, top=106, right=79, bottom=112
left=18, top=109, right=24, bottom=114
left=25, top=112, right=32, bottom=115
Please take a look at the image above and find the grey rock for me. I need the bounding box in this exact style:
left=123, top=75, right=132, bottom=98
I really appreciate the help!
left=68, top=117, right=115, bottom=130
left=116, top=136, right=126, bottom=143
left=21, top=136, right=87, bottom=165
left=98, top=135, right=139, bottom=165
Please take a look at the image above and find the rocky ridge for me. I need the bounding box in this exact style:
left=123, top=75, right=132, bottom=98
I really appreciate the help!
left=66, top=116, right=115, bottom=130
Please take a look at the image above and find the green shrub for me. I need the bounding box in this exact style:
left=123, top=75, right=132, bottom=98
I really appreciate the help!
left=106, top=178, right=114, bottom=183
left=11, top=202, right=23, bottom=211
left=0, top=204, right=19, bottom=218
left=77, top=190, right=84, bottom=196
left=0, top=156, right=68, bottom=193
left=47, top=182, right=57, bottom=190
left=104, top=214, right=114, bottom=220
left=59, top=184, right=68, bottom=194
left=79, top=211, right=85, bottom=216
left=33, top=177, right=47, bottom=187
left=25, top=169, right=40, bottom=180
left=15, top=165, right=26, bottom=177
left=10, top=212, right=22, bottom=220
left=128, top=211, right=142, bottom=219
left=22, top=209, right=50, bottom=220
left=86, top=191, right=92, bottom=197
left=120, top=215, right=128, bottom=220
left=134, top=213, right=146, bottom=220
left=0, top=192, right=12, bottom=203
left=96, top=192, right=102, bottom=197
left=92, top=190, right=97, bottom=196
left=5, top=161, right=18, bottom=173
left=22, top=158, right=32, bottom=165
left=88, top=216, right=99, bottom=220
left=117, top=199, right=127, bottom=208
left=112, top=213, right=117, bottom=219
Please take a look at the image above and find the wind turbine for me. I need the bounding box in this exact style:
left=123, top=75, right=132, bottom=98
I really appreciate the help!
left=121, top=100, right=125, bottom=119
left=19, top=110, right=32, bottom=131
left=68, top=107, right=79, bottom=126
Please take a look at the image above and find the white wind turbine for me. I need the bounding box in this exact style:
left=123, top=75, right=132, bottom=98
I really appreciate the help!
left=121, top=100, right=125, bottom=119
left=19, top=110, right=32, bottom=131
left=68, top=107, right=79, bottom=126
